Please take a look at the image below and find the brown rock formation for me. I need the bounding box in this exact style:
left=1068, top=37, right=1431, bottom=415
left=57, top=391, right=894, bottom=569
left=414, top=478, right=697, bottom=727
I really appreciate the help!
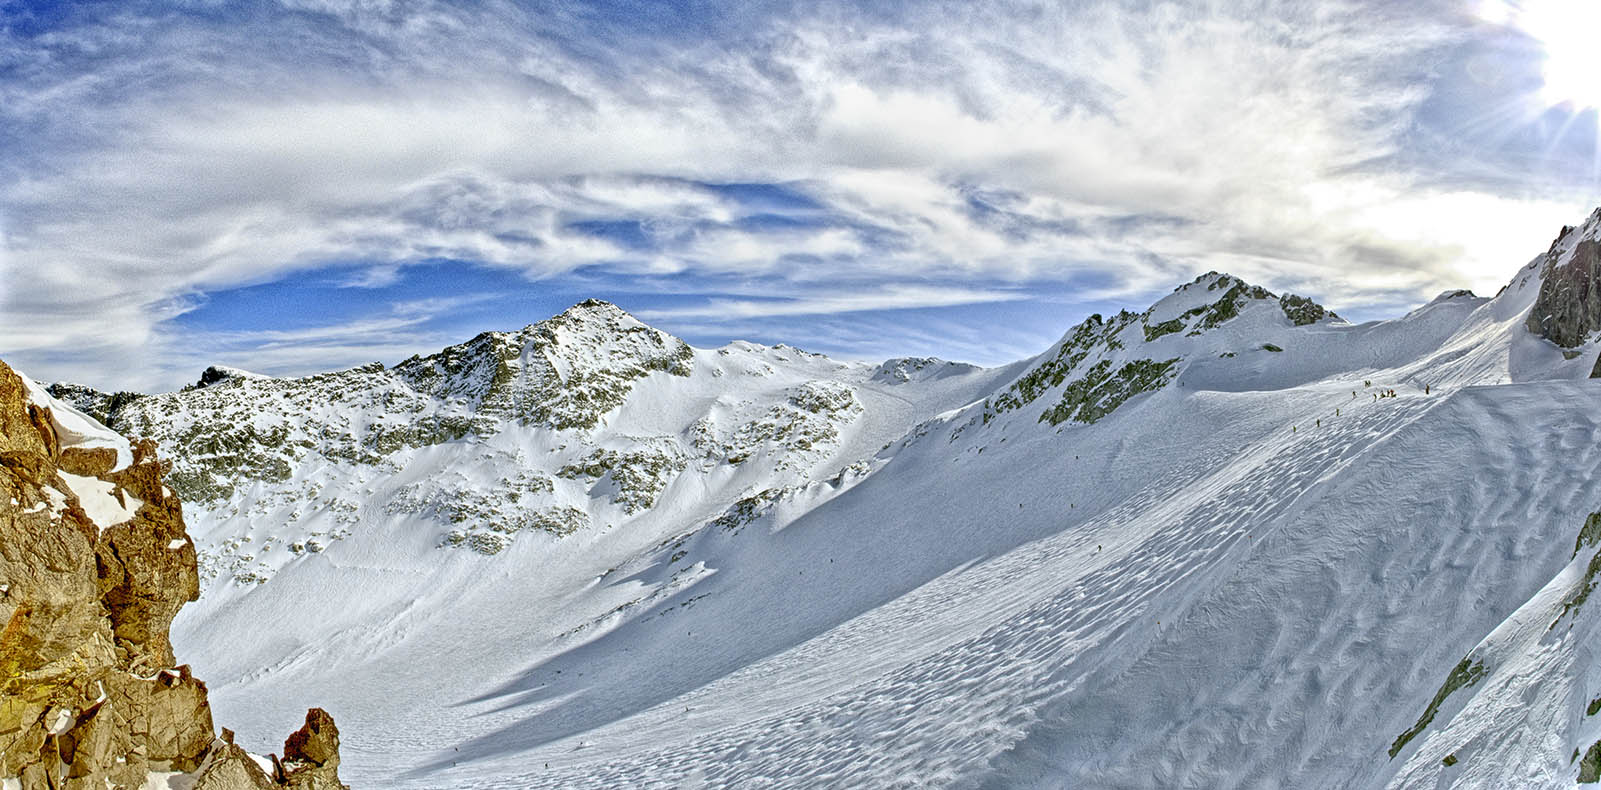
left=277, top=709, right=343, bottom=790
left=192, top=742, right=281, bottom=790
left=0, top=358, right=348, bottom=789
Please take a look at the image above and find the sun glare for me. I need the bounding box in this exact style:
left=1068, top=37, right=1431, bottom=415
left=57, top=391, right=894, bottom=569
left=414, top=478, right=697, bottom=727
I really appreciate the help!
left=1482, top=0, right=1601, bottom=110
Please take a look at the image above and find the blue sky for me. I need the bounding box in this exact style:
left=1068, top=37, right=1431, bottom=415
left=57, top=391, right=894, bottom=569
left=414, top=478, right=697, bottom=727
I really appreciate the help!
left=3, top=0, right=1601, bottom=391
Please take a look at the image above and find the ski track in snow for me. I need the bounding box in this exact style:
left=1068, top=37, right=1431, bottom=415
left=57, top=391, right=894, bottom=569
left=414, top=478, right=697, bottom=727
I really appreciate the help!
left=305, top=381, right=1597, bottom=790
left=446, top=390, right=1502, bottom=788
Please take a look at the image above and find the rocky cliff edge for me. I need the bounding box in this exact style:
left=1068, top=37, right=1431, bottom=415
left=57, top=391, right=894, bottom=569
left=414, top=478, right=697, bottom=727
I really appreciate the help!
left=0, top=358, right=345, bottom=789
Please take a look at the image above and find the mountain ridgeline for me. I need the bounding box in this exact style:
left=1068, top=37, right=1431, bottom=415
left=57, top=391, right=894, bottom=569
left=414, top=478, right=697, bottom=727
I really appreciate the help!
left=24, top=208, right=1601, bottom=789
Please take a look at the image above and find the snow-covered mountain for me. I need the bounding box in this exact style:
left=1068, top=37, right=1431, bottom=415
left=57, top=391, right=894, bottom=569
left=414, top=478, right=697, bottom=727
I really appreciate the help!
left=42, top=208, right=1601, bottom=788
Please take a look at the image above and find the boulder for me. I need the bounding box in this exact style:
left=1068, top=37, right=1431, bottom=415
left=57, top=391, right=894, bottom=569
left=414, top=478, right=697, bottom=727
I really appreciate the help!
left=193, top=741, right=280, bottom=790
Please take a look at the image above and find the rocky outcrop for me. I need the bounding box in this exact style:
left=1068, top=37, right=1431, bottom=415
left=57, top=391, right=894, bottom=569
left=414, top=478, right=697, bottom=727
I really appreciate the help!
left=393, top=298, right=695, bottom=430
left=1527, top=214, right=1601, bottom=349
left=277, top=709, right=342, bottom=789
left=0, top=358, right=348, bottom=789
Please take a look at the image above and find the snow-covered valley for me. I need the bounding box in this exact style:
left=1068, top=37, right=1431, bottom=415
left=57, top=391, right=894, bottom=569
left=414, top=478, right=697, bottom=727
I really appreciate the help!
left=37, top=211, right=1601, bottom=788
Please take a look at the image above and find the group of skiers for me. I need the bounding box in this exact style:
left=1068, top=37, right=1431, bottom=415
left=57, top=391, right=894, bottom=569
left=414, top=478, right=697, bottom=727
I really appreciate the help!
left=1348, top=383, right=1431, bottom=401
left=1301, top=382, right=1435, bottom=433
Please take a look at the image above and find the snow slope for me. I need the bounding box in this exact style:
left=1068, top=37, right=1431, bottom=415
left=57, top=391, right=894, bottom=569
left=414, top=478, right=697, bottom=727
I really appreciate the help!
left=43, top=211, right=1601, bottom=788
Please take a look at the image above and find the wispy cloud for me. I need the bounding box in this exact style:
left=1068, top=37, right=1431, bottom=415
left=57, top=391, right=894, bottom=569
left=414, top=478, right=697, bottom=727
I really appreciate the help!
left=637, top=284, right=1028, bottom=321
left=2, top=0, right=1599, bottom=389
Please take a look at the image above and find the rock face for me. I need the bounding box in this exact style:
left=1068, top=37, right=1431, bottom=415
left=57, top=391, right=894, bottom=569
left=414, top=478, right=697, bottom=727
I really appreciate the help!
left=1526, top=210, right=1601, bottom=350
left=277, top=709, right=342, bottom=789
left=0, top=359, right=346, bottom=789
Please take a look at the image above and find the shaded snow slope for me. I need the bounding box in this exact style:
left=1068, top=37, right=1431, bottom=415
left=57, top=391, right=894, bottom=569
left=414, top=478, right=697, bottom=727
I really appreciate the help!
left=40, top=209, right=1601, bottom=788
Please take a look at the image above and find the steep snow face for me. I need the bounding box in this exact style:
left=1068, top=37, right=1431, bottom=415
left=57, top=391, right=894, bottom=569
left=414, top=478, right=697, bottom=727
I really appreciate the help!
left=45, top=229, right=1601, bottom=789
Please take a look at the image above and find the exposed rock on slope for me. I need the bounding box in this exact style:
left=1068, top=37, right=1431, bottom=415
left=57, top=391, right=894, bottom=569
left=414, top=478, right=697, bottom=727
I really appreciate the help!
left=1526, top=209, right=1601, bottom=358
left=392, top=298, right=694, bottom=430
left=0, top=359, right=345, bottom=789
left=980, top=272, right=1339, bottom=427
left=43, top=302, right=985, bottom=579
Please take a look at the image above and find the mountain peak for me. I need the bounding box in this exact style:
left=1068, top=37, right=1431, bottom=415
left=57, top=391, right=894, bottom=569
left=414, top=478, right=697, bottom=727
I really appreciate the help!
left=194, top=364, right=268, bottom=389
left=555, top=298, right=631, bottom=322
left=1145, top=271, right=1336, bottom=332
left=1535, top=207, right=1601, bottom=260
left=394, top=300, right=693, bottom=430
left=1428, top=289, right=1480, bottom=305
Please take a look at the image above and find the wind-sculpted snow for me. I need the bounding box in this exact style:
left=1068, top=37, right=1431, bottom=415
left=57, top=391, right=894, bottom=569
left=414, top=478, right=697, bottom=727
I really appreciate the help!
left=42, top=212, right=1601, bottom=789
left=1380, top=500, right=1601, bottom=788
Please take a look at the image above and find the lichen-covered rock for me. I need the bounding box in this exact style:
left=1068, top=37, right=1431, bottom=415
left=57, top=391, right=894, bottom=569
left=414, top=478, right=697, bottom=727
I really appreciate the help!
left=559, top=443, right=689, bottom=513
left=1279, top=293, right=1334, bottom=326
left=0, top=358, right=349, bottom=788
left=1037, top=357, right=1181, bottom=426
left=0, top=366, right=52, bottom=457
left=983, top=310, right=1176, bottom=427
left=1581, top=740, right=1601, bottom=783
left=984, top=312, right=1131, bottom=424
left=1388, top=655, right=1487, bottom=758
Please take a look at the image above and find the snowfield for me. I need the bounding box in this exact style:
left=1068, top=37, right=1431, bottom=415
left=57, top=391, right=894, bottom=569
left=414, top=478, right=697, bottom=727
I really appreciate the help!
left=44, top=214, right=1601, bottom=788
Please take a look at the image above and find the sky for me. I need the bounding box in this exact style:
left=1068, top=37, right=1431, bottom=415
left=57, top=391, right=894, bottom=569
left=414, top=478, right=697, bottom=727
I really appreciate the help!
left=3, top=0, right=1601, bottom=392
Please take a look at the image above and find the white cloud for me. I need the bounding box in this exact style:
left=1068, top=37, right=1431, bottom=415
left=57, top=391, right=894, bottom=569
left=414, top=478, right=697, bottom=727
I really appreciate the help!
left=2, top=0, right=1596, bottom=388
left=636, top=284, right=1028, bottom=321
